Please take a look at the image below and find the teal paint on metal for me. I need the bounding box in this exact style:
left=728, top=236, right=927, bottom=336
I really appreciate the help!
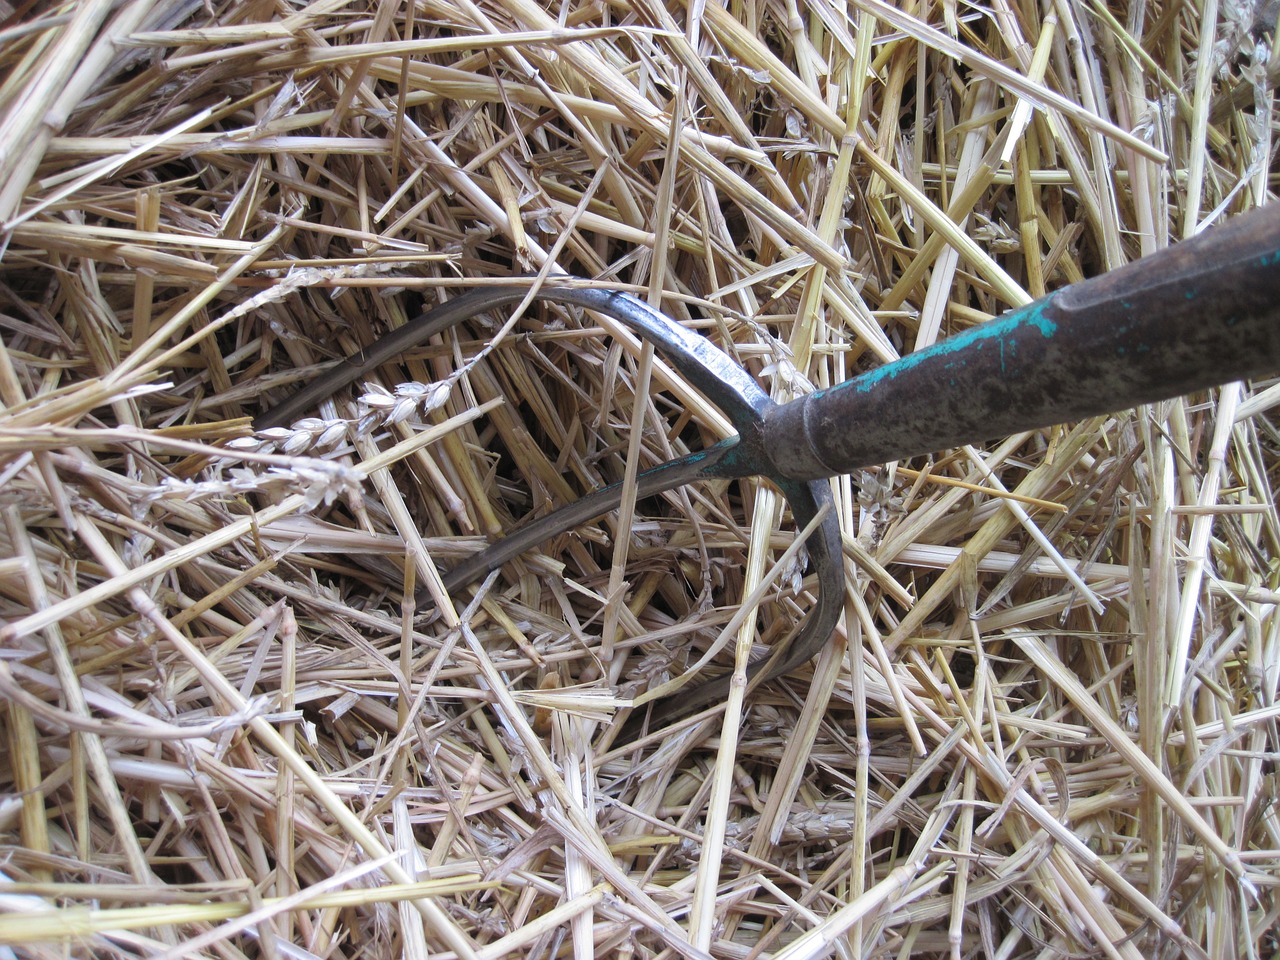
left=811, top=291, right=1062, bottom=398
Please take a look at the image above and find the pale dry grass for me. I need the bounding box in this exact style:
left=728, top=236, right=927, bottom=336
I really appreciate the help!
left=0, top=0, right=1278, bottom=958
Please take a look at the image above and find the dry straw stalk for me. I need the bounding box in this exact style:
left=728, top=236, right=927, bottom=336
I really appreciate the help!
left=0, top=0, right=1278, bottom=958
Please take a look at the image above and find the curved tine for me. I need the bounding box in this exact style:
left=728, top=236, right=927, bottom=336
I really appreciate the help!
left=437, top=440, right=737, bottom=595
left=254, top=283, right=773, bottom=438
left=254, top=280, right=847, bottom=736
left=254, top=287, right=526, bottom=430
left=555, top=287, right=773, bottom=430
left=629, top=477, right=845, bottom=733
left=751, top=479, right=845, bottom=682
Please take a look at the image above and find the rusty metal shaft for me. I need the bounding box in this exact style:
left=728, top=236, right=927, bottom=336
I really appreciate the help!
left=759, top=205, right=1280, bottom=482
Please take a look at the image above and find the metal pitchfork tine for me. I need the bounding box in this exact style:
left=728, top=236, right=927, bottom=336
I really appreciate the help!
left=256, top=203, right=1280, bottom=734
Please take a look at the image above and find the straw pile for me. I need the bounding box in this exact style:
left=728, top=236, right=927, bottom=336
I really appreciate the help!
left=1, top=0, right=1278, bottom=956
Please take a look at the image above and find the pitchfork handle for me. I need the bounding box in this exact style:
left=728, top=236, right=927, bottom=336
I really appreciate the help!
left=763, top=204, right=1280, bottom=482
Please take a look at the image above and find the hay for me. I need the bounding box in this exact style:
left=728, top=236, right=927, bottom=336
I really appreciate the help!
left=0, top=0, right=1277, bottom=956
